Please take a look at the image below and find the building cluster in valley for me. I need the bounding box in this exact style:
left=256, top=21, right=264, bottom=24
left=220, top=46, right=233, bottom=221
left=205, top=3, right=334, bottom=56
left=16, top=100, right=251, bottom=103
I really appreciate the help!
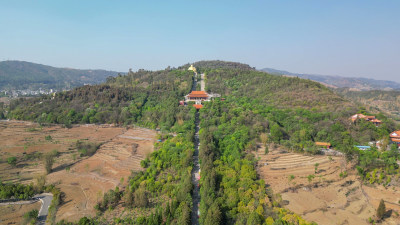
left=314, top=113, right=400, bottom=152
left=1, top=88, right=57, bottom=97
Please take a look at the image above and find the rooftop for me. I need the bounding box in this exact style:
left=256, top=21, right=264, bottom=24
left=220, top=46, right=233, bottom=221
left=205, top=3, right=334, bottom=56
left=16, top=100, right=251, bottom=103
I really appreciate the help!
left=188, top=91, right=209, bottom=98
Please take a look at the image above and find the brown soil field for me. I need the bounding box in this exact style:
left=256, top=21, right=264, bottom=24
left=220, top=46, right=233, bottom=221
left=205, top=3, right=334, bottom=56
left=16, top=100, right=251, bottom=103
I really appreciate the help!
left=0, top=201, right=42, bottom=224
left=255, top=146, right=400, bottom=225
left=0, top=120, right=157, bottom=223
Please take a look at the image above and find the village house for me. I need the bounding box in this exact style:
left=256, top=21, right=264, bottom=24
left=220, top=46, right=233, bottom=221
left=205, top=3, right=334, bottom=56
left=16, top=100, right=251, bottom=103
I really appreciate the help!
left=390, top=130, right=400, bottom=147
left=315, top=142, right=331, bottom=149
left=350, top=113, right=382, bottom=126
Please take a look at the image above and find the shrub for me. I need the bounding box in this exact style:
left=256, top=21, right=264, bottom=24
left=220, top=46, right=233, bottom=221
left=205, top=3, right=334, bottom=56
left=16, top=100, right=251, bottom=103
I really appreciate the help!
left=7, top=156, right=17, bottom=167
left=76, top=141, right=101, bottom=157
left=23, top=209, right=38, bottom=225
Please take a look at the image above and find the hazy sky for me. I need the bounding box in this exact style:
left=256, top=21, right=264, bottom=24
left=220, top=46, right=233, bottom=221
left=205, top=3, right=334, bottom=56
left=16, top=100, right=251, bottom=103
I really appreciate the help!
left=1, top=1, right=399, bottom=82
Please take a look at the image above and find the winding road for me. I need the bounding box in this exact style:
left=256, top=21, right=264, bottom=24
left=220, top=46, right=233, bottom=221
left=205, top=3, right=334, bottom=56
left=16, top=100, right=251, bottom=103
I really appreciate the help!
left=0, top=193, right=52, bottom=224
left=35, top=193, right=53, bottom=225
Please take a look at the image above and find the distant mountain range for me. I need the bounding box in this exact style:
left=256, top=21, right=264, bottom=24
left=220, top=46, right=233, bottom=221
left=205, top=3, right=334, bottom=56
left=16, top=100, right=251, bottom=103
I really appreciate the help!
left=260, top=68, right=400, bottom=91
left=0, top=61, right=120, bottom=92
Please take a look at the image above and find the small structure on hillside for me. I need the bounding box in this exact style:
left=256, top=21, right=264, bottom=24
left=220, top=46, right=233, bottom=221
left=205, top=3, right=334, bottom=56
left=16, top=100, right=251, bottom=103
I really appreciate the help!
left=315, top=142, right=331, bottom=149
left=390, top=130, right=400, bottom=147
left=350, top=114, right=382, bottom=126
left=355, top=145, right=371, bottom=151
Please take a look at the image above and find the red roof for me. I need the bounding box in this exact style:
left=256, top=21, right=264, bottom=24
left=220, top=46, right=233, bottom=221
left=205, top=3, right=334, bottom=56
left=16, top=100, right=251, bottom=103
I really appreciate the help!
left=390, top=130, right=400, bottom=138
left=315, top=142, right=331, bottom=147
left=391, top=138, right=400, bottom=142
left=193, top=104, right=203, bottom=109
left=370, top=119, right=382, bottom=123
left=188, top=91, right=209, bottom=98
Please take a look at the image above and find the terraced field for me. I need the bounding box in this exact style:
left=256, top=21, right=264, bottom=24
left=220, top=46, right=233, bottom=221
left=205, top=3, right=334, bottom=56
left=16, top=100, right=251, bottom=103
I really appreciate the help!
left=47, top=127, right=156, bottom=222
left=256, top=146, right=400, bottom=225
left=0, top=120, right=157, bottom=223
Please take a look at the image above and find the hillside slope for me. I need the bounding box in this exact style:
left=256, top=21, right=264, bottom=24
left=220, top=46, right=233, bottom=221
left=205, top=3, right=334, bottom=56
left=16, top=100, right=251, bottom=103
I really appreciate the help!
left=4, top=60, right=400, bottom=224
left=261, top=67, right=400, bottom=91
left=0, top=61, right=120, bottom=91
left=337, top=88, right=400, bottom=121
left=7, top=68, right=193, bottom=130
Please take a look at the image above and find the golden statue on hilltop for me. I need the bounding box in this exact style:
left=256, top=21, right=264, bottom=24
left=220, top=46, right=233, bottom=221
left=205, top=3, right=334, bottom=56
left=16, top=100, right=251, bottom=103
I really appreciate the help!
left=188, top=64, right=197, bottom=73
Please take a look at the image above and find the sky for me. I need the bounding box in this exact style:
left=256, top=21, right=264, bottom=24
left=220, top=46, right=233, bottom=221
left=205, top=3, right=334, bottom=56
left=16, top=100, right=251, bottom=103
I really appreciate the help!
left=1, top=1, right=399, bottom=82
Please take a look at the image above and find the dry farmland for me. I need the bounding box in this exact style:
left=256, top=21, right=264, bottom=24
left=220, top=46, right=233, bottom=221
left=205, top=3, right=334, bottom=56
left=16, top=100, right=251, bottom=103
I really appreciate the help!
left=255, top=146, right=400, bottom=225
left=0, top=120, right=157, bottom=222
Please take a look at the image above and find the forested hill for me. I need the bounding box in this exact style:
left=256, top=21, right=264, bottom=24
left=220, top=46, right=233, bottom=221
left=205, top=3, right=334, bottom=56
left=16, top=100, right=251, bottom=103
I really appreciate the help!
left=181, top=60, right=254, bottom=70
left=0, top=60, right=120, bottom=90
left=7, top=69, right=194, bottom=129
left=261, top=67, right=400, bottom=91
left=6, top=61, right=357, bottom=126
left=204, top=67, right=353, bottom=112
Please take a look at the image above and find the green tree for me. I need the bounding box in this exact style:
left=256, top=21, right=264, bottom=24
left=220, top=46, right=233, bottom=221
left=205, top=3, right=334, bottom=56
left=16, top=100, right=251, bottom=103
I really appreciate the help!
left=43, top=153, right=55, bottom=174
left=178, top=203, right=190, bottom=225
left=134, top=188, right=148, bottom=208
left=23, top=209, right=38, bottom=225
left=204, top=203, right=221, bottom=225
left=35, top=174, right=46, bottom=193
left=247, top=211, right=262, bottom=225
left=376, top=199, right=386, bottom=220
left=270, top=124, right=283, bottom=142
left=124, top=187, right=133, bottom=208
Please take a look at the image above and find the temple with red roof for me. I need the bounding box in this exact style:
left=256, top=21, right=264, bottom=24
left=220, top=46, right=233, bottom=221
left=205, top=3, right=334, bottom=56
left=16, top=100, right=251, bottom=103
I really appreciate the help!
left=185, top=91, right=210, bottom=102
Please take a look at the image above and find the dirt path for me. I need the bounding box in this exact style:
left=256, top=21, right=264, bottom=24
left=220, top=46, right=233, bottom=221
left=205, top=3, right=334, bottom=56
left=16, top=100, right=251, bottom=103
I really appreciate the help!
left=191, top=111, right=200, bottom=225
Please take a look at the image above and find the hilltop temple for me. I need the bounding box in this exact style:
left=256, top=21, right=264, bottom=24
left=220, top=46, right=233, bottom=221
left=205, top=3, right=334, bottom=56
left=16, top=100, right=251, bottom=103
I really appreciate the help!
left=188, top=64, right=197, bottom=73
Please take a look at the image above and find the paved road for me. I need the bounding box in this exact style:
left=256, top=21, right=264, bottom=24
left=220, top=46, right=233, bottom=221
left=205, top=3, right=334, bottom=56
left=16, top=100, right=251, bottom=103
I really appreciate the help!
left=34, top=193, right=53, bottom=225
left=191, top=72, right=198, bottom=91
left=191, top=111, right=201, bottom=225
left=200, top=73, right=205, bottom=91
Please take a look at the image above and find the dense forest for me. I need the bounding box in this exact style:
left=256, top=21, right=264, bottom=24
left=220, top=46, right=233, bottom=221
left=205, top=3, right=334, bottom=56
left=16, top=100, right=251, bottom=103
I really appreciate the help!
left=8, top=69, right=193, bottom=130
left=5, top=61, right=400, bottom=224
left=198, top=99, right=314, bottom=224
